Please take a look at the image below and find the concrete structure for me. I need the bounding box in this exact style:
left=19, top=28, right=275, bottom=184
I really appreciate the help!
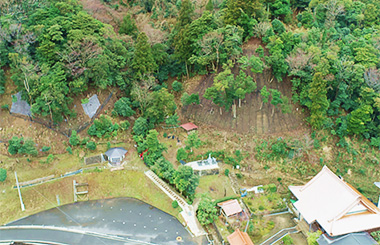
left=289, top=166, right=380, bottom=237
left=217, top=199, right=243, bottom=217
left=104, top=147, right=127, bottom=165
left=227, top=229, right=254, bottom=245
left=180, top=122, right=198, bottom=132
left=185, top=154, right=219, bottom=176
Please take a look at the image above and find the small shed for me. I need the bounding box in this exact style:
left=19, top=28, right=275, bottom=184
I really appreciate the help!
left=217, top=199, right=243, bottom=217
left=180, top=122, right=198, bottom=132
left=227, top=229, right=254, bottom=245
left=104, top=147, right=128, bottom=165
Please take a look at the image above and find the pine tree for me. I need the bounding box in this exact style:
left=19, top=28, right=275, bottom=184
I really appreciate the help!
left=309, top=72, right=329, bottom=129
left=131, top=32, right=157, bottom=78
left=175, top=0, right=194, bottom=30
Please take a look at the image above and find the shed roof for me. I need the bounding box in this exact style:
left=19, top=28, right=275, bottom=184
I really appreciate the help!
left=289, top=166, right=380, bottom=236
left=180, top=122, right=198, bottom=131
left=104, top=147, right=128, bottom=159
left=227, top=229, right=254, bottom=245
left=217, top=199, right=243, bottom=217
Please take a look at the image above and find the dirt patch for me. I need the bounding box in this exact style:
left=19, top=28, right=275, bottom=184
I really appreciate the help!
left=181, top=38, right=306, bottom=135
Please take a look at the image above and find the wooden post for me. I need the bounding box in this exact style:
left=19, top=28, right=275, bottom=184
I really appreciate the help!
left=73, top=180, right=77, bottom=202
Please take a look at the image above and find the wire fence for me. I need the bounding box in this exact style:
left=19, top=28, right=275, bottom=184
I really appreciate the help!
left=8, top=91, right=114, bottom=139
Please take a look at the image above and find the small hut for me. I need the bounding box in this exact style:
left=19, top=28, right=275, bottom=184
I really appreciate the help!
left=180, top=122, right=198, bottom=132
left=104, top=147, right=128, bottom=165
left=217, top=199, right=243, bottom=217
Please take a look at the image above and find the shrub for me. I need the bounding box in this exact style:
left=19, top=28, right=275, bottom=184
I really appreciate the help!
left=172, top=80, right=183, bottom=92
left=163, top=132, right=167, bottom=137
left=46, top=154, right=54, bottom=163
left=371, top=231, right=380, bottom=242
left=236, top=173, right=243, bottom=179
left=69, top=130, right=80, bottom=146
left=282, top=235, right=293, bottom=245
left=176, top=148, right=188, bottom=162
left=120, top=121, right=130, bottom=130
left=41, top=146, right=51, bottom=152
left=88, top=115, right=118, bottom=138
left=1, top=104, right=9, bottom=110
left=66, top=146, right=73, bottom=154
left=172, top=200, right=179, bottom=208
left=259, top=205, right=265, bottom=211
left=0, top=168, right=7, bottom=182
left=8, top=137, right=38, bottom=156
left=86, top=141, right=97, bottom=150
left=224, top=169, right=230, bottom=176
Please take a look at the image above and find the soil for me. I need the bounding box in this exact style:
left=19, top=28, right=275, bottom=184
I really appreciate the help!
left=181, top=38, right=306, bottom=135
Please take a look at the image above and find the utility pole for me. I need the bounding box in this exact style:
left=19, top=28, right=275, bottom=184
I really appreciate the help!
left=15, top=172, right=25, bottom=211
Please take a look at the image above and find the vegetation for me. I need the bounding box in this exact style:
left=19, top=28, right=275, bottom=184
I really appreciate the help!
left=196, top=195, right=218, bottom=226
left=8, top=137, right=38, bottom=156
left=0, top=168, right=7, bottom=182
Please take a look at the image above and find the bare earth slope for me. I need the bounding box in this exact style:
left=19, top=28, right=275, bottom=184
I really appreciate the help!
left=181, top=39, right=305, bottom=134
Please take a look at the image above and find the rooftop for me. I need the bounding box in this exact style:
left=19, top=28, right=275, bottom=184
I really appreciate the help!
left=289, top=166, right=380, bottom=236
left=185, top=154, right=219, bottom=171
left=227, top=229, right=254, bottom=245
left=217, top=199, right=243, bottom=217
left=180, top=122, right=198, bottom=131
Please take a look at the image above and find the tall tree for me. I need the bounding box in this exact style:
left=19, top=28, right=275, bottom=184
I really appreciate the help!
left=260, top=86, right=270, bottom=110
left=131, top=32, right=157, bottom=78
left=174, top=165, right=199, bottom=199
left=197, top=195, right=218, bottom=225
left=308, top=72, right=329, bottom=129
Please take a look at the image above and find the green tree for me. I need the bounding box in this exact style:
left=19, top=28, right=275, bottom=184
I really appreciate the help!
left=249, top=55, right=264, bottom=74
left=139, top=130, right=167, bottom=167
left=348, top=104, right=373, bottom=135
left=166, top=113, right=180, bottom=127
left=133, top=117, right=149, bottom=136
left=205, top=0, right=213, bottom=11
left=8, top=136, right=22, bottom=155
left=66, top=146, right=73, bottom=154
left=185, top=131, right=202, bottom=152
left=196, top=195, right=218, bottom=225
left=260, top=86, right=270, bottom=110
left=175, top=0, right=194, bottom=30
left=307, top=231, right=322, bottom=245
left=152, top=157, right=175, bottom=184
left=119, top=14, right=138, bottom=38
left=177, top=148, right=188, bottom=162
left=270, top=89, right=283, bottom=117
left=174, top=165, right=199, bottom=198
left=272, top=19, right=286, bottom=34
left=144, top=88, right=177, bottom=125
left=181, top=93, right=200, bottom=106
left=0, top=168, right=7, bottom=182
left=309, top=72, right=329, bottom=129
left=172, top=81, right=183, bottom=92
left=131, top=32, right=157, bottom=78
left=86, top=141, right=97, bottom=150
left=113, top=97, right=135, bottom=117
left=69, top=130, right=80, bottom=146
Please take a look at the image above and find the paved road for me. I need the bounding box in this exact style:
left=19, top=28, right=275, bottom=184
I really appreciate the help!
left=0, top=227, right=137, bottom=244
left=4, top=197, right=207, bottom=245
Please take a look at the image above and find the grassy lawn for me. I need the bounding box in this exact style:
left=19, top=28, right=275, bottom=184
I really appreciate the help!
left=196, top=174, right=236, bottom=200
left=0, top=143, right=182, bottom=225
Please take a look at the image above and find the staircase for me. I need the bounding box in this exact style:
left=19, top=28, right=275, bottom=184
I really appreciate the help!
left=145, top=170, right=206, bottom=237
left=145, top=170, right=188, bottom=210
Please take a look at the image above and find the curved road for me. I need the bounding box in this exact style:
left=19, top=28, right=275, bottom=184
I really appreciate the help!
left=2, top=198, right=207, bottom=244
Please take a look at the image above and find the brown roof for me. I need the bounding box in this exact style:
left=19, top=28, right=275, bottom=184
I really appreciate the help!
left=180, top=122, right=198, bottom=131
left=227, top=229, right=254, bottom=245
left=217, top=199, right=243, bottom=217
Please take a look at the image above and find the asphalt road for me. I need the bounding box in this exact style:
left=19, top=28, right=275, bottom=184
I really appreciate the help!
left=3, top=197, right=207, bottom=244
